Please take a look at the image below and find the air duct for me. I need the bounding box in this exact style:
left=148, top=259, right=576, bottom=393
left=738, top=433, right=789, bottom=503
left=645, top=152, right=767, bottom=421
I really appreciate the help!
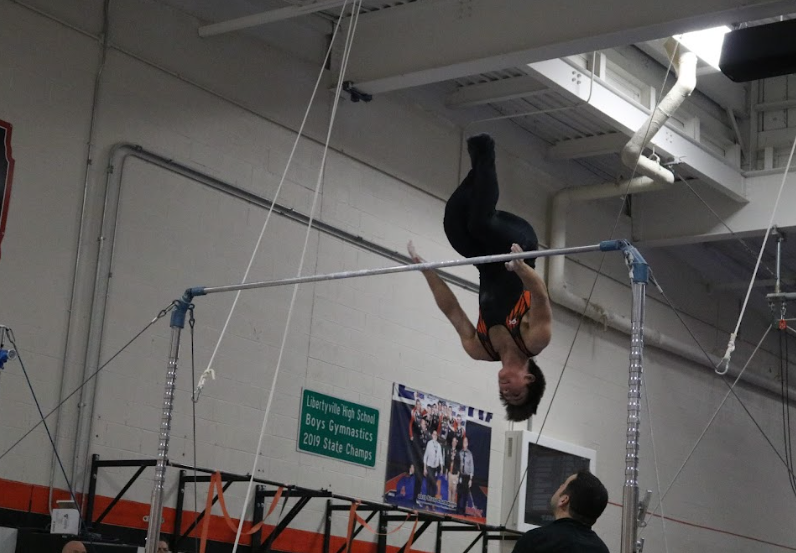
left=620, top=39, right=698, bottom=184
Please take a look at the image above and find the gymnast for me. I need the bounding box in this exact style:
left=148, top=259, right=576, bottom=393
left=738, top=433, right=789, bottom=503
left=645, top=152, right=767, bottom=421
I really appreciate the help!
left=409, top=133, right=551, bottom=421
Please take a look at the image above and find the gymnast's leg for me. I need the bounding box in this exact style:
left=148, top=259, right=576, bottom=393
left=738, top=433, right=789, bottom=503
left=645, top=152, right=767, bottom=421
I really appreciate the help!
left=444, top=134, right=538, bottom=268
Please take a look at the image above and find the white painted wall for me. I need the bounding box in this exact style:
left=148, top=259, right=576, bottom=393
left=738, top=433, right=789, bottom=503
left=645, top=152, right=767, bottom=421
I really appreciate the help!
left=0, top=1, right=794, bottom=552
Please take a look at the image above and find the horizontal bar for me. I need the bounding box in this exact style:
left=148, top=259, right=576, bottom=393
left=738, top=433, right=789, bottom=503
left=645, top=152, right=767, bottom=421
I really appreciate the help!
left=197, top=241, right=622, bottom=296
left=767, top=292, right=796, bottom=301
left=198, top=0, right=347, bottom=37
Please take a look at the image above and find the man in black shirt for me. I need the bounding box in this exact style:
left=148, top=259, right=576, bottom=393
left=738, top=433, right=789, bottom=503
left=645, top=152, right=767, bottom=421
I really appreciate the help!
left=512, top=470, right=609, bottom=553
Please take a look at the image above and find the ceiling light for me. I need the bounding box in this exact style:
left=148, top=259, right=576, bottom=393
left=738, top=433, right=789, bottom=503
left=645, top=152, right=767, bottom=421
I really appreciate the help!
left=673, top=26, right=731, bottom=70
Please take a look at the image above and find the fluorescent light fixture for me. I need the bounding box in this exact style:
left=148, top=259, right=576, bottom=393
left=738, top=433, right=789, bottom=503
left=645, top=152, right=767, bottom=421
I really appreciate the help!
left=673, top=25, right=731, bottom=69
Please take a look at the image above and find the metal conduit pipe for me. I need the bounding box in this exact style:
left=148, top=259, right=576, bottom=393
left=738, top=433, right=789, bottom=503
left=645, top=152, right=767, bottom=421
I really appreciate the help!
left=620, top=39, right=698, bottom=184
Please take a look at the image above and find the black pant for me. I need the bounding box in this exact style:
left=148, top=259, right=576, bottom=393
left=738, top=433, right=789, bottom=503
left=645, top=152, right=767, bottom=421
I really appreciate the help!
left=457, top=474, right=472, bottom=514
left=425, top=466, right=439, bottom=498
left=443, top=135, right=538, bottom=276
left=409, top=439, right=423, bottom=503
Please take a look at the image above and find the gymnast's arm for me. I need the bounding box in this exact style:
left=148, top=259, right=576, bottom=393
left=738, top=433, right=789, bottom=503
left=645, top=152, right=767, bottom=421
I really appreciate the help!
left=408, top=242, right=493, bottom=361
left=505, top=243, right=552, bottom=354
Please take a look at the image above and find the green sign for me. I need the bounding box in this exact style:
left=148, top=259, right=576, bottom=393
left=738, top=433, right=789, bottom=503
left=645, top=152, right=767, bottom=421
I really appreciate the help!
left=298, top=389, right=379, bottom=467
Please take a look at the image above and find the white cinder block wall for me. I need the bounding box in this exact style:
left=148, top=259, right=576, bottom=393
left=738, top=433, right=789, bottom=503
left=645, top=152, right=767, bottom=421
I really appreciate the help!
left=0, top=1, right=794, bottom=552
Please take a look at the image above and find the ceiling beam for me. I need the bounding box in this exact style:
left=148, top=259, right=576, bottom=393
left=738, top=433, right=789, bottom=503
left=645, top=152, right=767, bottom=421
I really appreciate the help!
left=339, top=0, right=796, bottom=94
left=547, top=133, right=628, bottom=160
left=198, top=0, right=347, bottom=37
left=529, top=57, right=747, bottom=202
left=445, top=75, right=548, bottom=108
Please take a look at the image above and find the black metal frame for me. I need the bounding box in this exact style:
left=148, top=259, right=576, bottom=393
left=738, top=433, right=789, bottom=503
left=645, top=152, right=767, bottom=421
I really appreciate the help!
left=85, top=455, right=523, bottom=553
left=324, top=501, right=520, bottom=553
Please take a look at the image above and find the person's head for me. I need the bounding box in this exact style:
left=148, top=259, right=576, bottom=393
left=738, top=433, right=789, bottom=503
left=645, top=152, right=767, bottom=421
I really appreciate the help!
left=420, top=418, right=427, bottom=430
left=409, top=464, right=415, bottom=475
left=157, top=539, right=170, bottom=553
left=498, top=357, right=546, bottom=422
left=462, top=436, right=469, bottom=450
left=415, top=398, right=421, bottom=409
left=431, top=429, right=438, bottom=440
left=549, top=471, right=608, bottom=526
left=61, top=542, right=86, bottom=553
left=451, top=436, right=458, bottom=450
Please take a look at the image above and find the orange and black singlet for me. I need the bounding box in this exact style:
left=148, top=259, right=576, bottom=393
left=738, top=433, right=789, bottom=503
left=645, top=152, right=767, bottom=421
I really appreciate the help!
left=476, top=288, right=536, bottom=361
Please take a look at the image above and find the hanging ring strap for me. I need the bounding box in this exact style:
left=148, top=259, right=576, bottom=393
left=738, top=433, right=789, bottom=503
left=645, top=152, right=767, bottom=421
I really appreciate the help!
left=344, top=503, right=419, bottom=552
left=199, top=471, right=284, bottom=553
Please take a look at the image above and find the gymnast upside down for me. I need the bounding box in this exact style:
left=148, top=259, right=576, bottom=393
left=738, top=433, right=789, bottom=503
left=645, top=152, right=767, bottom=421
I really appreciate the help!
left=409, top=133, right=551, bottom=421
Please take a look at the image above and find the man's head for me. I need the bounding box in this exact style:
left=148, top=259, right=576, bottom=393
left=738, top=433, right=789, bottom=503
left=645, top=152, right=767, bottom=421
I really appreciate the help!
left=61, top=542, right=86, bottom=553
left=157, top=539, right=170, bottom=553
left=462, top=436, right=469, bottom=450
left=431, top=429, right=438, bottom=441
left=420, top=418, right=427, bottom=430
left=451, top=436, right=458, bottom=450
left=549, top=471, right=608, bottom=527
left=498, top=357, right=546, bottom=422
left=415, top=398, right=421, bottom=409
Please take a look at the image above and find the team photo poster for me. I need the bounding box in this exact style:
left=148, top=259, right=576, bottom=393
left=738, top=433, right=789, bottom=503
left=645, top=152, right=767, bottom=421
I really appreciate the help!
left=383, top=383, right=493, bottom=523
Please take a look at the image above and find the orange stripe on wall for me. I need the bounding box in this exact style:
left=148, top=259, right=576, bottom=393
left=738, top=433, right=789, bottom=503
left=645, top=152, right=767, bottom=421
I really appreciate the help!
left=0, top=477, right=427, bottom=553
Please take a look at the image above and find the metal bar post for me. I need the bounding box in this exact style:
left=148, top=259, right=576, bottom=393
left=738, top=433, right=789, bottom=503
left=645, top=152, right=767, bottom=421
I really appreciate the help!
left=621, top=246, right=648, bottom=553
left=252, top=485, right=266, bottom=551
left=85, top=454, right=100, bottom=531
left=776, top=231, right=784, bottom=294
left=145, top=295, right=192, bottom=553
left=377, top=510, right=387, bottom=553
left=172, top=470, right=186, bottom=553
left=435, top=521, right=443, bottom=553
left=323, top=500, right=332, bottom=553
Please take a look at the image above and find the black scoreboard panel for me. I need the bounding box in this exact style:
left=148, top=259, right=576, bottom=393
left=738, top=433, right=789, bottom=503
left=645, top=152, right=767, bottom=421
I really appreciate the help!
left=523, top=442, right=591, bottom=527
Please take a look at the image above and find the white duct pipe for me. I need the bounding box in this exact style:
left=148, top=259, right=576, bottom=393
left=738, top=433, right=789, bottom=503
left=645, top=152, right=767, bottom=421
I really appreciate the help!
left=546, top=38, right=711, bottom=370
left=620, top=39, right=698, bottom=184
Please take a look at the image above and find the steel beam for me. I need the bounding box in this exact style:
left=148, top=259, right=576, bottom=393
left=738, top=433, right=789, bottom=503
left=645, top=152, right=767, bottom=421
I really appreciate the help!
left=339, top=0, right=796, bottom=94
left=198, top=0, right=348, bottom=37
left=445, top=75, right=548, bottom=108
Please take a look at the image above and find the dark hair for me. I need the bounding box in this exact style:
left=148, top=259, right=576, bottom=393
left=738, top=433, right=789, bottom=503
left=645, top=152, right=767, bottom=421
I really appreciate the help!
left=562, top=471, right=608, bottom=526
left=500, top=358, right=546, bottom=422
